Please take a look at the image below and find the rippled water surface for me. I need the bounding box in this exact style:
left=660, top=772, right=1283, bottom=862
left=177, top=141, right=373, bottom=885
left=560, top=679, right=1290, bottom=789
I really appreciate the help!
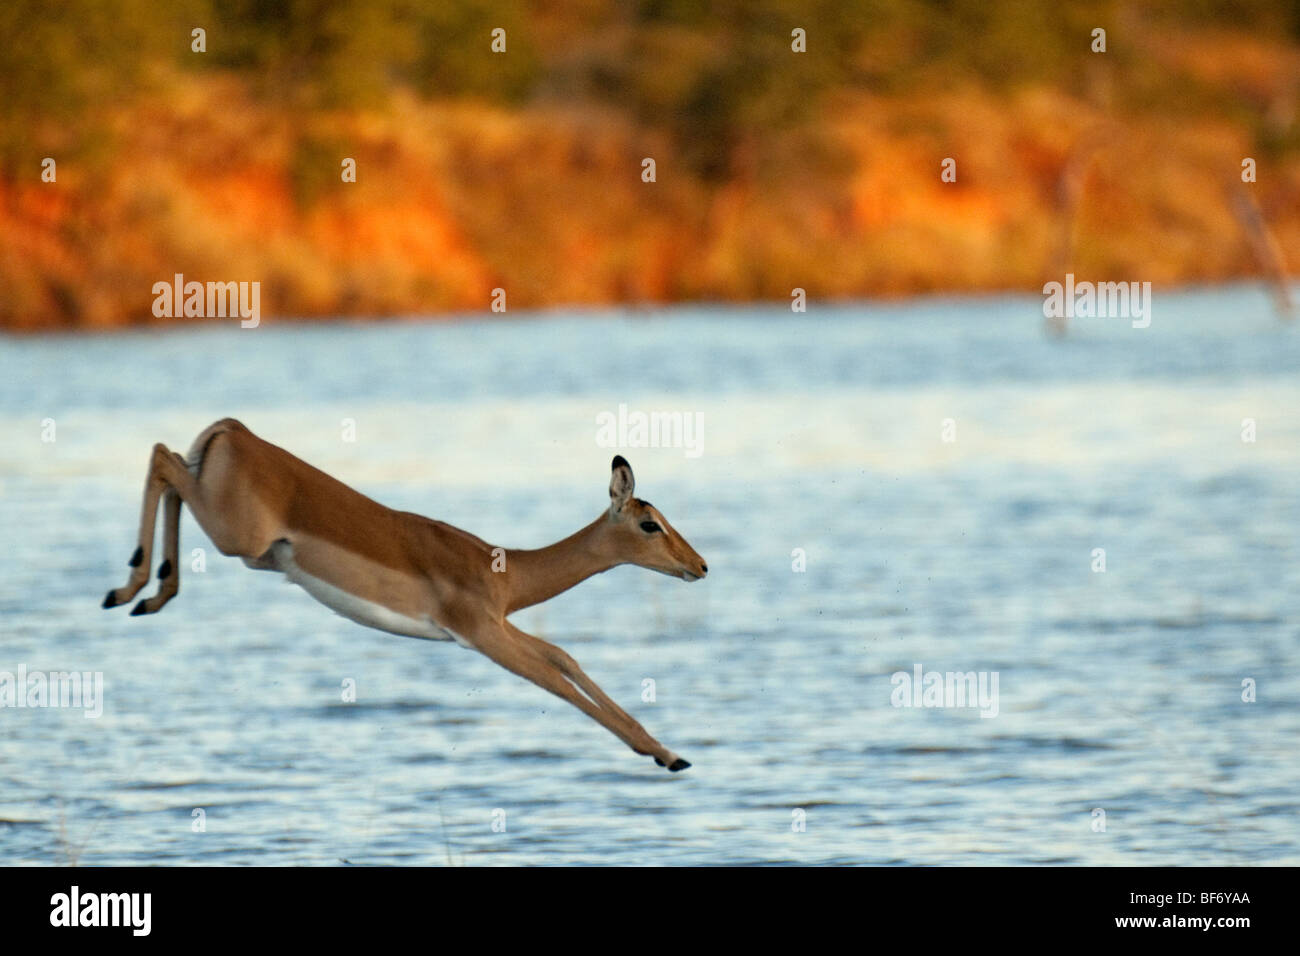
left=2, top=287, right=1299, bottom=864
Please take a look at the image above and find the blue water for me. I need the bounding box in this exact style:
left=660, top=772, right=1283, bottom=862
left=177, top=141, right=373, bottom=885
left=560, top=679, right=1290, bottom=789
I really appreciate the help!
left=2, top=285, right=1298, bottom=864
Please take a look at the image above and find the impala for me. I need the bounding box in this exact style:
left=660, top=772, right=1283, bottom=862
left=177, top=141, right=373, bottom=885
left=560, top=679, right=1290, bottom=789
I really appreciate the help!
left=102, top=419, right=708, bottom=771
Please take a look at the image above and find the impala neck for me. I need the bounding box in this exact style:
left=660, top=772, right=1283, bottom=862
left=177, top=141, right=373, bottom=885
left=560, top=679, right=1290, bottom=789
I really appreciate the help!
left=504, top=515, right=617, bottom=613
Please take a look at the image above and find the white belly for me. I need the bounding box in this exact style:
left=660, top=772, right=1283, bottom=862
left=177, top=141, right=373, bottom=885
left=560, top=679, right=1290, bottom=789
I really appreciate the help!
left=270, top=540, right=459, bottom=642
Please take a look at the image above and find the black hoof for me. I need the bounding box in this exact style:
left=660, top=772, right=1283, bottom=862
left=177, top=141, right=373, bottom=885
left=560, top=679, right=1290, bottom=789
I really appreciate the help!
left=129, top=600, right=149, bottom=616
left=668, top=758, right=691, bottom=772
left=128, top=546, right=144, bottom=568
left=102, top=590, right=119, bottom=609
left=157, top=559, right=172, bottom=579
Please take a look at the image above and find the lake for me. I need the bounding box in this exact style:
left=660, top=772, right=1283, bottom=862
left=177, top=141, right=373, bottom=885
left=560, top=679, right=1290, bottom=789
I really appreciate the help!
left=2, top=285, right=1298, bottom=864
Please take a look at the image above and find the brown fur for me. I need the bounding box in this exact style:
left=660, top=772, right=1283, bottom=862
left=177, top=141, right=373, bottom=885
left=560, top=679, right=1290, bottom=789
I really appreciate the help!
left=104, top=419, right=708, bottom=771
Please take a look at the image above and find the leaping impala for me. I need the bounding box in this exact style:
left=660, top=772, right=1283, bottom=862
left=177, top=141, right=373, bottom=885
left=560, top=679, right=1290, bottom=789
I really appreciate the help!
left=102, top=419, right=707, bottom=771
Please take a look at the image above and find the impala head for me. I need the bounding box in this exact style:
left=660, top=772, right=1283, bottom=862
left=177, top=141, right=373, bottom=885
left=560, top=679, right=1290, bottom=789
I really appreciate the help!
left=605, top=456, right=708, bottom=581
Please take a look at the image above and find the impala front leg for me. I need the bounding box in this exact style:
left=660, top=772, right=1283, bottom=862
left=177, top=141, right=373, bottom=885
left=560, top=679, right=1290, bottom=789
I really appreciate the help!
left=504, top=622, right=690, bottom=770
left=467, top=622, right=690, bottom=772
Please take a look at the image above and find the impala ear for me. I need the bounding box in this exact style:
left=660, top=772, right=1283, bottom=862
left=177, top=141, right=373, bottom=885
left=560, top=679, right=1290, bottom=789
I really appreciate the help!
left=609, top=455, right=635, bottom=515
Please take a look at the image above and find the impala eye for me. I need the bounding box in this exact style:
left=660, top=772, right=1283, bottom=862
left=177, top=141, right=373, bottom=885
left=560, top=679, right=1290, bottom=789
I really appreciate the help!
left=640, top=521, right=662, bottom=534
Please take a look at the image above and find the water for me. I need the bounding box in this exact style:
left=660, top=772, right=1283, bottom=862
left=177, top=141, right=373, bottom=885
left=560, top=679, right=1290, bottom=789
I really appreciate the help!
left=2, top=285, right=1298, bottom=865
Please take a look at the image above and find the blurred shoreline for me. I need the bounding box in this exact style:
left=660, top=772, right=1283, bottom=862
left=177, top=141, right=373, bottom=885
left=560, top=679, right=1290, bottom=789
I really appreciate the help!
left=2, top=4, right=1296, bottom=331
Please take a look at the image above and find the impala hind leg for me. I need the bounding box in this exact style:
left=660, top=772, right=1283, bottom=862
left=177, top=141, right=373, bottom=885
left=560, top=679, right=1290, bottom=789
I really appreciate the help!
left=103, top=444, right=195, bottom=612
left=130, top=487, right=182, bottom=615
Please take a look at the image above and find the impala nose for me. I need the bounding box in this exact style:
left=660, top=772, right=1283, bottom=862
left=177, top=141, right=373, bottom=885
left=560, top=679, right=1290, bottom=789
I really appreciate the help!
left=699, top=561, right=708, bottom=577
